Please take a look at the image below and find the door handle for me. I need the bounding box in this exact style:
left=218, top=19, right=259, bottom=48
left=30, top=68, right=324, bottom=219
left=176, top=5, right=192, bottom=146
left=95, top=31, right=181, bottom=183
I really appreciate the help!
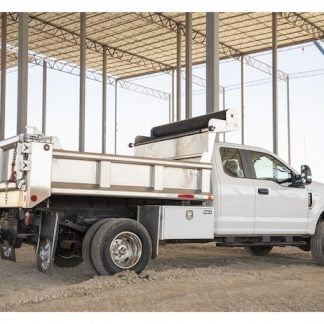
left=258, top=188, right=269, bottom=195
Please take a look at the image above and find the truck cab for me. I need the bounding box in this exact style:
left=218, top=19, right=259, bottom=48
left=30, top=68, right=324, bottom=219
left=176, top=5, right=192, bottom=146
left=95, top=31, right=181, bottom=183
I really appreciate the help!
left=213, top=142, right=319, bottom=236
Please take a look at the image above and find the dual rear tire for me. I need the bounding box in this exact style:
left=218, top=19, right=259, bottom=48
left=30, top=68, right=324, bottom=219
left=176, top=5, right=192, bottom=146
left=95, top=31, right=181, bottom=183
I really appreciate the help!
left=82, top=218, right=152, bottom=276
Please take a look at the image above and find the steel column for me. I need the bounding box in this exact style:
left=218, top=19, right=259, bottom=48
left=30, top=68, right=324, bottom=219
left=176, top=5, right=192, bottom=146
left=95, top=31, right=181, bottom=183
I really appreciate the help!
left=241, top=56, right=245, bottom=145
left=17, top=13, right=29, bottom=135
left=223, top=88, right=226, bottom=142
left=102, top=46, right=107, bottom=154
left=176, top=24, right=181, bottom=121
left=168, top=94, right=172, bottom=123
left=272, top=12, right=278, bottom=154
left=206, top=12, right=220, bottom=114
left=171, top=69, right=175, bottom=122
left=114, top=80, right=118, bottom=155
left=42, top=61, right=47, bottom=134
left=79, top=12, right=86, bottom=152
left=287, top=76, right=291, bottom=164
left=0, top=13, right=7, bottom=139
left=185, top=12, right=192, bottom=119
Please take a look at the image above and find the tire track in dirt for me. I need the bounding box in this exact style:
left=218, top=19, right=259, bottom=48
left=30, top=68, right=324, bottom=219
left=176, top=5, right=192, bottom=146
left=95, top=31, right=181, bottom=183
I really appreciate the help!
left=1, top=243, right=323, bottom=311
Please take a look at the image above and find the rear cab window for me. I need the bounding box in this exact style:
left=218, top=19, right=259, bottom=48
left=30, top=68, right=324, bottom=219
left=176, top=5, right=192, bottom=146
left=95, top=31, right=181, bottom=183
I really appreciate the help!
left=220, top=147, right=245, bottom=178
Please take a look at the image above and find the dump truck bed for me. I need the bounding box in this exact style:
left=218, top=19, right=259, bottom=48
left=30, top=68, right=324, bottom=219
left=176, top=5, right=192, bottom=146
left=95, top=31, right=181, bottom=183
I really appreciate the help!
left=50, top=149, right=212, bottom=199
left=0, top=135, right=212, bottom=209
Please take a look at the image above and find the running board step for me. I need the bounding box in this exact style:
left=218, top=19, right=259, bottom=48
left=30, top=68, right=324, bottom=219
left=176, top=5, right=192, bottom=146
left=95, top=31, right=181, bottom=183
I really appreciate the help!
left=216, top=241, right=308, bottom=247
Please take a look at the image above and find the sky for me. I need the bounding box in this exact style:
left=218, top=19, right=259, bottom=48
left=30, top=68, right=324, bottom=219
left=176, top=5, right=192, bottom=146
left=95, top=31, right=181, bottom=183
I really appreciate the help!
left=2, top=38, right=324, bottom=182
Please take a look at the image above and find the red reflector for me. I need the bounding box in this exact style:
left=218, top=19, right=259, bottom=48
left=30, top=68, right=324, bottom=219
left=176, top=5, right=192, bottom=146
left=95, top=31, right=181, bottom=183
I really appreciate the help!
left=178, top=194, right=195, bottom=199
left=30, top=195, right=38, bottom=202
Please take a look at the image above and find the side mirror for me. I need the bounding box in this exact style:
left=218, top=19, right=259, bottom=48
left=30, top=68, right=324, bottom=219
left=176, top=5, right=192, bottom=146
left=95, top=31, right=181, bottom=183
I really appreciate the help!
left=301, top=165, right=312, bottom=184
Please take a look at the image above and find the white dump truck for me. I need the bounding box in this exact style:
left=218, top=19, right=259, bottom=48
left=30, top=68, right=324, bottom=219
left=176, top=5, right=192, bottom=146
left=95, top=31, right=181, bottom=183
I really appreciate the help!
left=0, top=109, right=323, bottom=275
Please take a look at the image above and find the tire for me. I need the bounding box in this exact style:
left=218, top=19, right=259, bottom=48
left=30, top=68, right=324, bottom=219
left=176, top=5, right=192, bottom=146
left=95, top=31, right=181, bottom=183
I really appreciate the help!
left=91, top=218, right=152, bottom=276
left=82, top=218, right=112, bottom=276
left=245, top=246, right=273, bottom=256
left=310, top=221, right=324, bottom=265
left=298, top=244, right=310, bottom=252
left=54, top=251, right=83, bottom=268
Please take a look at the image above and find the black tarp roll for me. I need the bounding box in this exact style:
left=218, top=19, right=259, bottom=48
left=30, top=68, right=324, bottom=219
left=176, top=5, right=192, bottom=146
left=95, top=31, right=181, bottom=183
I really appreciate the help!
left=151, top=109, right=228, bottom=138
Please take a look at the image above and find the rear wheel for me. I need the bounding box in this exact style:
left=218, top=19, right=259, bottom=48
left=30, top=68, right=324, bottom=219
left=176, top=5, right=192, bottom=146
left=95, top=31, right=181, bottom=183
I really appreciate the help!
left=82, top=218, right=112, bottom=276
left=245, top=246, right=273, bottom=256
left=91, top=218, right=152, bottom=275
left=310, top=221, right=324, bottom=265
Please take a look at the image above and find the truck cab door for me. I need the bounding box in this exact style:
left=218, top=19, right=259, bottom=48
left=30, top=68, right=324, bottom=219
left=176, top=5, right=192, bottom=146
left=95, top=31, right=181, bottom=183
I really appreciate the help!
left=213, top=146, right=256, bottom=235
left=246, top=150, right=309, bottom=235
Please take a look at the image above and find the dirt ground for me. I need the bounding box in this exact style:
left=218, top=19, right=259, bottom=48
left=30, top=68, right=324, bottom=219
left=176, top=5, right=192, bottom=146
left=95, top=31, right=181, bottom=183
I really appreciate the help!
left=0, top=243, right=324, bottom=312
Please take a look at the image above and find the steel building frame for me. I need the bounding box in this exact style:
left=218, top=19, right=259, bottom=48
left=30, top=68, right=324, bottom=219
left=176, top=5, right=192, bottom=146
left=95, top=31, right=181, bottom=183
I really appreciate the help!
left=1, top=11, right=323, bottom=158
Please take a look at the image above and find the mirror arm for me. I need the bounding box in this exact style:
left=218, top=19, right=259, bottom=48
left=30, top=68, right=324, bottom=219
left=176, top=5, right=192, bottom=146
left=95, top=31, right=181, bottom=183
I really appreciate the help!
left=292, top=174, right=303, bottom=188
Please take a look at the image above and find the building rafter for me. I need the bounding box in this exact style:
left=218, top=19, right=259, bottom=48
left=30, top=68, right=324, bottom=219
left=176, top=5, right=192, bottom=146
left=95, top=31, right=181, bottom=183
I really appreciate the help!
left=278, top=12, right=324, bottom=41
left=138, top=12, right=289, bottom=82
left=7, top=13, right=173, bottom=76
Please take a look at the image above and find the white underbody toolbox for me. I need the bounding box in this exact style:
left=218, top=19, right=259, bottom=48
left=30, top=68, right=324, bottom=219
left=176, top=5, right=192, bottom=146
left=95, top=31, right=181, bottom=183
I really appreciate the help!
left=159, top=206, right=214, bottom=240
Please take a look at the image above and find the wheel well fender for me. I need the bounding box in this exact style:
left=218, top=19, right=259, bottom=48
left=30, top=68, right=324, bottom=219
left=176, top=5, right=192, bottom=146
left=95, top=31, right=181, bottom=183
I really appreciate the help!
left=317, top=211, right=324, bottom=224
left=310, top=212, right=324, bottom=235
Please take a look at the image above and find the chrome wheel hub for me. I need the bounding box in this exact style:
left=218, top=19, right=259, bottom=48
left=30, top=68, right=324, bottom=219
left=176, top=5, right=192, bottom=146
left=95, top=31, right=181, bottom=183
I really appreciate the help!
left=110, top=231, right=142, bottom=269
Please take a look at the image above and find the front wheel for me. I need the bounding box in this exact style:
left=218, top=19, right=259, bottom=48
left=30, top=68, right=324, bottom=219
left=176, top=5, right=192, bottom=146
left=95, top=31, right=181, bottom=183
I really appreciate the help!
left=245, top=246, right=273, bottom=256
left=310, top=221, right=324, bottom=265
left=91, top=218, right=152, bottom=275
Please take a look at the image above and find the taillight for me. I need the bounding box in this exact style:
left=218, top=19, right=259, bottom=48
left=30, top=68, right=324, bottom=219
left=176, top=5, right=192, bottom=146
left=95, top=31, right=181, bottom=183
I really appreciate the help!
left=178, top=194, right=195, bottom=199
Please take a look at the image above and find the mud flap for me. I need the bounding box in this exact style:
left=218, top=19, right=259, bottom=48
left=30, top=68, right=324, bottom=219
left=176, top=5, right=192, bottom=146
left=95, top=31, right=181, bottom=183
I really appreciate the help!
left=36, top=212, right=60, bottom=275
left=137, top=206, right=161, bottom=259
left=0, top=215, right=18, bottom=262
left=0, top=243, right=16, bottom=262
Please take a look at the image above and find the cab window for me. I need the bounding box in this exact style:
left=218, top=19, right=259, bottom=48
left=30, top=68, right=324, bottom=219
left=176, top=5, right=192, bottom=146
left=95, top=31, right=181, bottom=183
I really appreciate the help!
left=250, top=151, right=292, bottom=184
left=220, top=147, right=245, bottom=178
